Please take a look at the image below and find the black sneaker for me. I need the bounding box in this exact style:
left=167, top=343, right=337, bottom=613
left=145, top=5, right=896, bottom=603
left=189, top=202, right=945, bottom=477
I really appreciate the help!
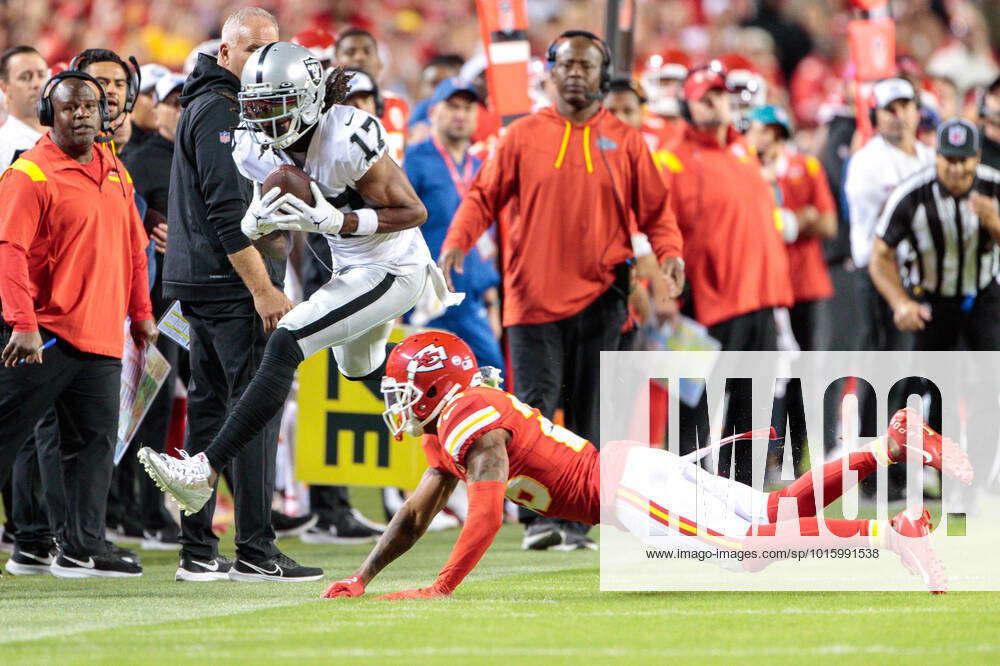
left=5, top=542, right=56, bottom=575
left=175, top=553, right=233, bottom=582
left=106, top=540, right=141, bottom=566
left=551, top=521, right=598, bottom=551
left=50, top=548, right=143, bottom=578
left=521, top=519, right=562, bottom=551
left=0, top=525, right=14, bottom=554
left=142, top=526, right=181, bottom=551
left=300, top=512, right=379, bottom=544
left=272, top=511, right=319, bottom=539
left=229, top=553, right=323, bottom=582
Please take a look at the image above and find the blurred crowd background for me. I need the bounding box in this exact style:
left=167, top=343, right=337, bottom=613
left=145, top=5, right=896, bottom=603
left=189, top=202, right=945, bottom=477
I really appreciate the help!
left=2, top=0, right=998, bottom=130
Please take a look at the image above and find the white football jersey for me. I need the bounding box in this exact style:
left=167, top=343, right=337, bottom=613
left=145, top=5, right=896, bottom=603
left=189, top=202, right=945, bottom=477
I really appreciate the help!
left=232, top=104, right=431, bottom=275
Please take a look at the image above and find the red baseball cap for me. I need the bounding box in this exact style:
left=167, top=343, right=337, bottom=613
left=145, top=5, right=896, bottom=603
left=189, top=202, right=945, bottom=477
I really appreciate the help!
left=682, top=67, right=727, bottom=102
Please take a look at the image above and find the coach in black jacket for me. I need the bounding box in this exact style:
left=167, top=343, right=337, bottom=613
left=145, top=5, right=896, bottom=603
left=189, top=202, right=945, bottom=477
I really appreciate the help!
left=163, top=7, right=322, bottom=581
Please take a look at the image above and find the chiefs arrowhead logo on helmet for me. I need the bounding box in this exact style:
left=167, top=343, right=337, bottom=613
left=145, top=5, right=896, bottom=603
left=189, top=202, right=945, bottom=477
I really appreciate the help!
left=381, top=332, right=478, bottom=440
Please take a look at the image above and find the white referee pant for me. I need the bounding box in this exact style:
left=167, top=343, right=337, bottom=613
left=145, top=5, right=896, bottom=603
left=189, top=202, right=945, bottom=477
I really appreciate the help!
left=278, top=264, right=426, bottom=377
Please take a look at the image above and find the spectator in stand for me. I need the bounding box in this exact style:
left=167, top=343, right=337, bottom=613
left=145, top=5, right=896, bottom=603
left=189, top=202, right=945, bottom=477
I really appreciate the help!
left=405, top=77, right=504, bottom=371
left=747, top=104, right=836, bottom=351
left=0, top=45, right=64, bottom=569
left=845, top=78, right=934, bottom=352
left=334, top=28, right=409, bottom=163
left=440, top=32, right=684, bottom=551
left=980, top=75, right=1000, bottom=169
left=0, top=71, right=156, bottom=577
left=407, top=54, right=465, bottom=144
left=659, top=65, right=793, bottom=484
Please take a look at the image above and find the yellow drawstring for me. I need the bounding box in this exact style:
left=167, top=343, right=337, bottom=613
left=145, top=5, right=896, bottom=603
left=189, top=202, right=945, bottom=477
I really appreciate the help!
left=554, top=121, right=571, bottom=169
left=582, top=126, right=593, bottom=174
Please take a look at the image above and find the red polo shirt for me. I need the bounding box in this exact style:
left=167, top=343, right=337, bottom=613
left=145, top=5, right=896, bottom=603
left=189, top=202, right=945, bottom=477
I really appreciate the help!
left=0, top=134, right=152, bottom=358
left=660, top=125, right=793, bottom=327
left=776, top=151, right=835, bottom=303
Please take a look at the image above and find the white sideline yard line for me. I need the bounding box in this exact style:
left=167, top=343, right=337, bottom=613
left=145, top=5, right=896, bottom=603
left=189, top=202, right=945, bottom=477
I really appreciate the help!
left=273, top=644, right=1000, bottom=659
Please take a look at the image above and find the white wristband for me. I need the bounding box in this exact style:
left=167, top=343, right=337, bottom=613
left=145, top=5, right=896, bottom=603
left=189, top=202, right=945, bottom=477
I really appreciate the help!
left=630, top=232, right=654, bottom=257
left=354, top=208, right=378, bottom=236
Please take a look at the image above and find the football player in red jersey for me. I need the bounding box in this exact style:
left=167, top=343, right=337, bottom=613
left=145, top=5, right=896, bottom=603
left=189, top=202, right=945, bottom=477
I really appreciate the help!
left=322, top=332, right=972, bottom=599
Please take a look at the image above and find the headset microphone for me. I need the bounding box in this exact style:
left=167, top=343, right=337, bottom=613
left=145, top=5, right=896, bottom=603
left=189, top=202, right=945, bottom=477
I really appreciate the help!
left=95, top=134, right=115, bottom=143
left=584, top=90, right=605, bottom=101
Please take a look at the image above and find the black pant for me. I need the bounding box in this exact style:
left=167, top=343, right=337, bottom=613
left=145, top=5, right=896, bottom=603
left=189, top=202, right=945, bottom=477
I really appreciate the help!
left=857, top=272, right=913, bottom=352
left=677, top=308, right=778, bottom=485
left=11, top=409, right=65, bottom=547
left=180, top=299, right=279, bottom=562
left=0, top=338, right=120, bottom=556
left=506, top=284, right=627, bottom=524
left=915, top=283, right=1000, bottom=351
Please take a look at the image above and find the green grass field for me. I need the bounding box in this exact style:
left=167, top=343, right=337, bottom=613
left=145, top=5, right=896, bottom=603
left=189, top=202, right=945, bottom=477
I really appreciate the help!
left=2, top=512, right=999, bottom=665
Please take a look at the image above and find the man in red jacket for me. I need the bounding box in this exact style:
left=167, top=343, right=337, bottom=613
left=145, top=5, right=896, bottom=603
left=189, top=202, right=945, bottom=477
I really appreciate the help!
left=439, top=31, right=684, bottom=550
left=658, top=65, right=793, bottom=484
left=0, top=73, right=156, bottom=577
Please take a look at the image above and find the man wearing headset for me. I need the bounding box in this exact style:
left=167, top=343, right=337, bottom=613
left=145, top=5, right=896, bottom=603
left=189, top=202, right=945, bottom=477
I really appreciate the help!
left=439, top=31, right=684, bottom=551
left=657, top=64, right=793, bottom=486
left=0, top=72, right=156, bottom=577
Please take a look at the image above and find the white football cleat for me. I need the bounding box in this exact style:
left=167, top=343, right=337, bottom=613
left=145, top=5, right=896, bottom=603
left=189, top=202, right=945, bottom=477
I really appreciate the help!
left=138, top=448, right=214, bottom=516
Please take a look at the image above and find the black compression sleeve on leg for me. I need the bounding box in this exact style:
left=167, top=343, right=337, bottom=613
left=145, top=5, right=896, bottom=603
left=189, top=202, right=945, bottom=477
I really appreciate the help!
left=203, top=328, right=304, bottom=470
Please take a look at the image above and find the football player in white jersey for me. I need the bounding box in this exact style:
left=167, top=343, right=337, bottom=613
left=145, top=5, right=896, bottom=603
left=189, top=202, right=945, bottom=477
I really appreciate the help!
left=138, top=42, right=461, bottom=513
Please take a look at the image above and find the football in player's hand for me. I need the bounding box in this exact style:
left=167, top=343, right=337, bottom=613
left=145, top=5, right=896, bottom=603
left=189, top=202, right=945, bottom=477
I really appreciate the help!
left=263, top=164, right=315, bottom=206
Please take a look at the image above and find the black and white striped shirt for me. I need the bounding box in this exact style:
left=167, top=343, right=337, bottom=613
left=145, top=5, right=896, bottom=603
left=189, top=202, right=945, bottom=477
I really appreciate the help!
left=877, top=164, right=1000, bottom=298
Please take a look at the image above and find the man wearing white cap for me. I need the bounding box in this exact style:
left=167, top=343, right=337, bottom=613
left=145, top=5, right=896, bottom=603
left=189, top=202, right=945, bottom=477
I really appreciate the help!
left=130, top=63, right=171, bottom=147
left=844, top=77, right=934, bottom=351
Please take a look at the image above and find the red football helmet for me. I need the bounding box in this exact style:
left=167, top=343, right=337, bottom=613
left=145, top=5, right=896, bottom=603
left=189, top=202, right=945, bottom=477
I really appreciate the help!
left=292, top=27, right=336, bottom=65
left=381, top=331, right=478, bottom=440
left=641, top=49, right=692, bottom=117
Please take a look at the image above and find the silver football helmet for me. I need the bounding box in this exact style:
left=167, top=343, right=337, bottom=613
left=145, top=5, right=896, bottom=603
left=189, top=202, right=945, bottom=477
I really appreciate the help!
left=239, top=41, right=327, bottom=150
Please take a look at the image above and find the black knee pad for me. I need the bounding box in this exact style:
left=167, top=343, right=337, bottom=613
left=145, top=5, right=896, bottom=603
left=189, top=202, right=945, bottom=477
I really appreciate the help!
left=264, top=327, right=305, bottom=368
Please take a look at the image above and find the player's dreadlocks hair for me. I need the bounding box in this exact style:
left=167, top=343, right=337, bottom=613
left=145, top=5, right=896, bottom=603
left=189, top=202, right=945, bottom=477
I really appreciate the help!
left=323, top=66, right=352, bottom=112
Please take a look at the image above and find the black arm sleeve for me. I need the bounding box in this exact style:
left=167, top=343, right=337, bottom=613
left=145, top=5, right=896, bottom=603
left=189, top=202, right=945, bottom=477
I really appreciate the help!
left=877, top=190, right=916, bottom=249
left=192, top=101, right=252, bottom=255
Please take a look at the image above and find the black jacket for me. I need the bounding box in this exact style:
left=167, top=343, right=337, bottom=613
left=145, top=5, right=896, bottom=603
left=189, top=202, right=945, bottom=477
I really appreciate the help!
left=163, top=53, right=284, bottom=301
left=123, top=132, right=173, bottom=216
left=983, top=135, right=1000, bottom=172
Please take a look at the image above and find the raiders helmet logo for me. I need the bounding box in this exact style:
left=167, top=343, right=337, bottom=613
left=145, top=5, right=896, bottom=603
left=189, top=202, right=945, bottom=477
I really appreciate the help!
left=304, top=57, right=322, bottom=84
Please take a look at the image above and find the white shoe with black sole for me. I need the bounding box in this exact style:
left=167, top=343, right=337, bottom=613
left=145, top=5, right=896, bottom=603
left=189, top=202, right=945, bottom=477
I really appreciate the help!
left=4, top=543, right=56, bottom=575
left=50, top=551, right=143, bottom=578
left=175, top=554, right=233, bottom=581
left=142, top=528, right=182, bottom=551
left=228, top=553, right=323, bottom=582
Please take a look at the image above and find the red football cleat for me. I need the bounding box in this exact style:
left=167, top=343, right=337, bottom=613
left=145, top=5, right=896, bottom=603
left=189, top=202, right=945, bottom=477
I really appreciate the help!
left=886, top=507, right=947, bottom=594
left=886, top=408, right=974, bottom=485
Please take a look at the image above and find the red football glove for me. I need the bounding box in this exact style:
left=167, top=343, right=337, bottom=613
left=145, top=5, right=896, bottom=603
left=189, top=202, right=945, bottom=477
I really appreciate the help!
left=375, top=584, right=451, bottom=601
left=321, top=575, right=366, bottom=599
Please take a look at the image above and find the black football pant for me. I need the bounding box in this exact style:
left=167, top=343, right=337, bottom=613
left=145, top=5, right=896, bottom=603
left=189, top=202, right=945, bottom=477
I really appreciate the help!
left=0, top=336, right=119, bottom=557
left=180, top=299, right=279, bottom=562
left=506, top=284, right=627, bottom=526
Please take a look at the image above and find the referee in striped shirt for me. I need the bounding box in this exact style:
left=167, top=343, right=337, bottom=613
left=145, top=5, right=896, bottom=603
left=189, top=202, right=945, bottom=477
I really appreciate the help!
left=870, top=119, right=1000, bottom=350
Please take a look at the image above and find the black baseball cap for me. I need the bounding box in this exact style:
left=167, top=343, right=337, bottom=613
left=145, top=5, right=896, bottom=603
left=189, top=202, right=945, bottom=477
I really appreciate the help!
left=936, top=118, right=981, bottom=158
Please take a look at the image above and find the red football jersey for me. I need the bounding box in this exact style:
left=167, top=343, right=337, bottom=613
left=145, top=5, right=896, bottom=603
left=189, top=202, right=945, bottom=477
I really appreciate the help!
left=777, top=151, right=835, bottom=303
left=421, top=386, right=601, bottom=524
left=380, top=93, right=410, bottom=164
